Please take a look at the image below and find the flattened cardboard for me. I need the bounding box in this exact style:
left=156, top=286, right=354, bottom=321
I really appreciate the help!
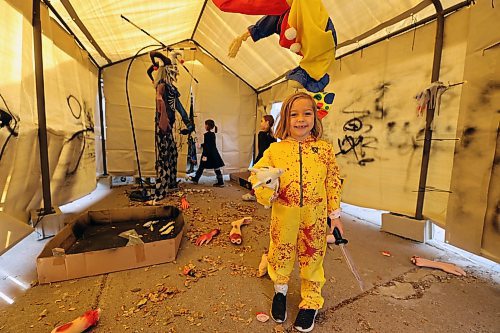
left=36, top=206, right=184, bottom=284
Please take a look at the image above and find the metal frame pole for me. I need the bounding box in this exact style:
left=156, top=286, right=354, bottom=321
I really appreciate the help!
left=33, top=0, right=54, bottom=214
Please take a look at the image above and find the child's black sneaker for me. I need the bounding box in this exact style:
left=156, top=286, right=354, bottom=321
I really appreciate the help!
left=294, top=309, right=318, bottom=332
left=270, top=292, right=287, bottom=323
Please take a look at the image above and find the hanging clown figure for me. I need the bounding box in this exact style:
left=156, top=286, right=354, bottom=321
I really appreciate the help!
left=146, top=50, right=194, bottom=200
left=213, top=0, right=337, bottom=93
left=311, top=91, right=335, bottom=120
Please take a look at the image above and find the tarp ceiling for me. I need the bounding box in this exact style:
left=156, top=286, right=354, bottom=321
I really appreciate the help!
left=47, top=0, right=466, bottom=90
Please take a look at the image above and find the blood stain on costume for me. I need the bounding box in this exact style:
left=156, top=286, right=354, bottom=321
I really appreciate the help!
left=301, top=226, right=318, bottom=258
left=278, top=182, right=299, bottom=206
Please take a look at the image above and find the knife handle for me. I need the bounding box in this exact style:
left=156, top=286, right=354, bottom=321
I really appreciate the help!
left=333, top=227, right=348, bottom=245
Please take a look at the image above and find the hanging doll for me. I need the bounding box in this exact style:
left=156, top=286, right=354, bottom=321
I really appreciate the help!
left=213, top=0, right=337, bottom=93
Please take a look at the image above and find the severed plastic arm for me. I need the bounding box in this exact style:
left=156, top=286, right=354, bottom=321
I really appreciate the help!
left=50, top=309, right=101, bottom=333
left=229, top=217, right=252, bottom=245
left=411, top=256, right=466, bottom=276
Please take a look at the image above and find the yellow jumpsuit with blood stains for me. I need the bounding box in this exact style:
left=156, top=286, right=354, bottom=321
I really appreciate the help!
left=250, top=136, right=342, bottom=309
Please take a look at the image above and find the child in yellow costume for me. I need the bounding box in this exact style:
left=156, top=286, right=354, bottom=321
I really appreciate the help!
left=249, top=92, right=343, bottom=332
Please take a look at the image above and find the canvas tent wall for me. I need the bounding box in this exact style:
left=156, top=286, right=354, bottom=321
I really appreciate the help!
left=0, top=0, right=97, bottom=222
left=0, top=0, right=498, bottom=263
left=102, top=42, right=256, bottom=177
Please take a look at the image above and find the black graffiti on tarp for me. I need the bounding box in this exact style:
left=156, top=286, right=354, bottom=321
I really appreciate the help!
left=343, top=117, right=374, bottom=133
left=461, top=127, right=476, bottom=149
left=336, top=106, right=378, bottom=165
left=386, top=121, right=424, bottom=154
left=335, top=83, right=392, bottom=165
left=65, top=95, right=95, bottom=176
left=374, top=82, right=390, bottom=119
left=0, top=93, right=20, bottom=161
left=336, top=110, right=378, bottom=166
left=478, top=80, right=500, bottom=107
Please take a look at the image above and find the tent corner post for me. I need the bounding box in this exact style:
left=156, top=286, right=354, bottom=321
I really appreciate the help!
left=33, top=0, right=54, bottom=215
left=98, top=68, right=108, bottom=176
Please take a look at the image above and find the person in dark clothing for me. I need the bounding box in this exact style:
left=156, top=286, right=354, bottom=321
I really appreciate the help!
left=243, top=114, right=276, bottom=201
left=255, top=114, right=277, bottom=163
left=189, top=119, right=225, bottom=187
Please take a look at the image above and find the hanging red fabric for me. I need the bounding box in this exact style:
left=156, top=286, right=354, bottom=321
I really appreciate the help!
left=212, top=0, right=289, bottom=15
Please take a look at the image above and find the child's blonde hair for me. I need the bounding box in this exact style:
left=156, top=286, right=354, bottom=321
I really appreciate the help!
left=275, top=92, right=323, bottom=140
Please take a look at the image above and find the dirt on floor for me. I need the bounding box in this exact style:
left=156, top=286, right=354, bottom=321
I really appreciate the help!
left=0, top=177, right=498, bottom=333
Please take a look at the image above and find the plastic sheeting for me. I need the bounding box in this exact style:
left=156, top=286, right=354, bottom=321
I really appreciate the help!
left=445, top=1, right=500, bottom=262
left=0, top=1, right=97, bottom=221
left=47, top=0, right=465, bottom=89
left=103, top=42, right=255, bottom=177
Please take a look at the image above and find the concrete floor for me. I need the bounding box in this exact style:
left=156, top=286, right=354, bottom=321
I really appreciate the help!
left=0, top=177, right=498, bottom=332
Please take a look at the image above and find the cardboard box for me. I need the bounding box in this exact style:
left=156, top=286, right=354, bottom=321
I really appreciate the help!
left=36, top=206, right=184, bottom=284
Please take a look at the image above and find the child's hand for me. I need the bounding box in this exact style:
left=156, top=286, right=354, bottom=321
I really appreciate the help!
left=201, top=156, right=207, bottom=162
left=269, top=191, right=279, bottom=203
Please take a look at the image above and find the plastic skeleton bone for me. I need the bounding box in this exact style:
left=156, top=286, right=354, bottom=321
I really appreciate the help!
left=229, top=217, right=252, bottom=245
left=50, top=308, right=101, bottom=333
left=159, top=221, right=175, bottom=233
left=195, top=229, right=220, bottom=246
left=143, top=220, right=159, bottom=232
left=160, top=225, right=174, bottom=236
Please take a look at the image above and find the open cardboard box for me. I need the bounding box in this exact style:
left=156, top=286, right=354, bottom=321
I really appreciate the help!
left=36, top=205, right=184, bottom=284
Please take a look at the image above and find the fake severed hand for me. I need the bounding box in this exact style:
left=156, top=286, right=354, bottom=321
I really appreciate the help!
left=195, top=229, right=220, bottom=246
left=180, top=196, right=189, bottom=210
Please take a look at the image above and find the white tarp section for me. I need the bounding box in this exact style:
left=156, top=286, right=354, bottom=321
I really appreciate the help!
left=103, top=42, right=255, bottom=176
left=0, top=0, right=97, bottom=222
left=48, top=0, right=465, bottom=89
left=48, top=0, right=205, bottom=65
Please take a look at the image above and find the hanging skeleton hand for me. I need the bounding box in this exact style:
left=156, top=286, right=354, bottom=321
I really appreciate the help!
left=228, top=30, right=251, bottom=58
left=195, top=229, right=220, bottom=246
left=180, top=196, right=189, bottom=210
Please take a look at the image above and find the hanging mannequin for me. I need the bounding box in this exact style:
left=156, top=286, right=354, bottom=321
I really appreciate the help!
left=147, top=50, right=194, bottom=200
